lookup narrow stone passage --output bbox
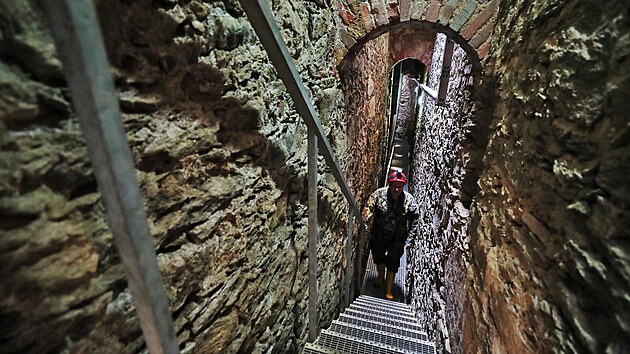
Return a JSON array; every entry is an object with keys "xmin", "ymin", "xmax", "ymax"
[{"xmin": 0, "ymin": 1, "xmax": 628, "ymax": 353}]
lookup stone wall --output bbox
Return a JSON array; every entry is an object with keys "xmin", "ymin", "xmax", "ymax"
[
  {"xmin": 0, "ymin": 0, "xmax": 384, "ymax": 352},
  {"xmin": 394, "ymin": 74, "xmax": 421, "ymax": 147},
  {"xmin": 340, "ymin": 33, "xmax": 392, "ymax": 284},
  {"xmin": 407, "ymin": 33, "xmax": 474, "ymax": 354},
  {"xmin": 341, "ymin": 33, "xmax": 391, "ymax": 204},
  {"xmin": 465, "ymin": 0, "xmax": 630, "ymax": 353}
]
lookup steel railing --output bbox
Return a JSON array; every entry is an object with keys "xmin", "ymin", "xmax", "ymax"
[
  {"xmin": 236, "ymin": 0, "xmax": 367, "ymax": 342},
  {"xmin": 40, "ymin": 1, "xmax": 179, "ymax": 353},
  {"xmin": 42, "ymin": 0, "xmax": 367, "ymax": 351}
]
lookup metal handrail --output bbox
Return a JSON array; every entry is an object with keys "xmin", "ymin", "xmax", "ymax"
[
  {"xmin": 237, "ymin": 0, "xmax": 366, "ymax": 233},
  {"xmin": 238, "ymin": 0, "xmax": 367, "ymax": 342},
  {"xmin": 44, "ymin": 0, "xmax": 366, "ymax": 350},
  {"xmin": 40, "ymin": 1, "xmax": 179, "ymax": 353}
]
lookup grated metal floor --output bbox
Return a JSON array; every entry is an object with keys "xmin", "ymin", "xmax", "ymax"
[
  {"xmin": 361, "ymin": 246, "xmax": 408, "ymax": 303},
  {"xmin": 303, "ymin": 232, "xmax": 436, "ymax": 353},
  {"xmin": 304, "ymin": 294, "xmax": 436, "ymax": 354}
]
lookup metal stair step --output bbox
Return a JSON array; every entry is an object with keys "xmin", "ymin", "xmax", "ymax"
[
  {"xmin": 357, "ymin": 295, "xmax": 410, "ymax": 308},
  {"xmin": 357, "ymin": 296, "xmax": 411, "ymax": 310},
  {"xmin": 303, "ymin": 342, "xmax": 340, "ymax": 353},
  {"xmin": 328, "ymin": 321, "xmax": 436, "ymax": 354},
  {"xmin": 339, "ymin": 311, "xmax": 425, "ymax": 332},
  {"xmin": 345, "ymin": 308, "xmax": 418, "ymax": 326},
  {"xmin": 337, "ymin": 314, "xmax": 427, "ymax": 341},
  {"xmin": 349, "ymin": 303, "xmax": 416, "ymax": 320},
  {"xmin": 315, "ymin": 329, "xmax": 405, "ymax": 354},
  {"xmin": 353, "ymin": 298, "xmax": 414, "ymax": 316}
]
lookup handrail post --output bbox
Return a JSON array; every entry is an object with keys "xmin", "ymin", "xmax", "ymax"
[
  {"xmin": 344, "ymin": 209, "xmax": 354, "ymax": 308},
  {"xmin": 38, "ymin": 1, "xmax": 179, "ymax": 353},
  {"xmin": 356, "ymin": 227, "xmax": 366, "ymax": 297},
  {"xmin": 307, "ymin": 127, "xmax": 319, "ymax": 342}
]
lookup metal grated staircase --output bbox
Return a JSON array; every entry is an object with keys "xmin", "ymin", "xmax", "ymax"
[{"xmin": 303, "ymin": 295, "xmax": 436, "ymax": 354}]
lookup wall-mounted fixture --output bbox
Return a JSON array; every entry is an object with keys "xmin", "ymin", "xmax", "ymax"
[
  {"xmin": 437, "ymin": 39, "xmax": 455, "ymax": 106},
  {"xmin": 420, "ymin": 84, "xmax": 438, "ymax": 100}
]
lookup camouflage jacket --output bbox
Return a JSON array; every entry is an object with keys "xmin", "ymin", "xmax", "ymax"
[{"xmin": 363, "ymin": 187, "xmax": 419, "ymax": 245}]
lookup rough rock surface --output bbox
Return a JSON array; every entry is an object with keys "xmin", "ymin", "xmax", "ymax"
[
  {"xmin": 465, "ymin": 1, "xmax": 630, "ymax": 353},
  {"xmin": 0, "ymin": 0, "xmax": 383, "ymax": 352},
  {"xmin": 395, "ymin": 73, "xmax": 421, "ymax": 147},
  {"xmin": 407, "ymin": 33, "xmax": 474, "ymax": 354},
  {"xmin": 2, "ymin": 0, "xmax": 628, "ymax": 353},
  {"xmin": 341, "ymin": 33, "xmax": 391, "ymax": 204}
]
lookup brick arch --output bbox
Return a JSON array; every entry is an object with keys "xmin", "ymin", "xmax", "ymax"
[{"xmin": 334, "ymin": 0, "xmax": 499, "ymax": 84}]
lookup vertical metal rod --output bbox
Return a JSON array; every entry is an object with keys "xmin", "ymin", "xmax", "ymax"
[
  {"xmin": 38, "ymin": 1, "xmax": 179, "ymax": 353},
  {"xmin": 344, "ymin": 209, "xmax": 355, "ymax": 308},
  {"xmin": 356, "ymin": 226, "xmax": 366, "ymax": 296},
  {"xmin": 307, "ymin": 127, "xmax": 319, "ymax": 342},
  {"xmin": 438, "ymin": 38, "xmax": 455, "ymax": 106}
]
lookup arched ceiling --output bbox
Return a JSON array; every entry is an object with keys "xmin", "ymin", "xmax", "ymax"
[{"xmin": 333, "ymin": 0, "xmax": 499, "ymax": 83}]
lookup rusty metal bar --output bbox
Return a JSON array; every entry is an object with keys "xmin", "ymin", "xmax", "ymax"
[
  {"xmin": 39, "ymin": 1, "xmax": 179, "ymax": 353},
  {"xmin": 238, "ymin": 0, "xmax": 366, "ymax": 235},
  {"xmin": 307, "ymin": 127, "xmax": 319, "ymax": 342}
]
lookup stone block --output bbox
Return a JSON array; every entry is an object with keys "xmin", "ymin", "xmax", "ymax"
[
  {"xmin": 387, "ymin": 0, "xmax": 400, "ymax": 21},
  {"xmin": 338, "ymin": 1, "xmax": 356, "ymax": 25},
  {"xmin": 449, "ymin": 0, "xmax": 478, "ymax": 31},
  {"xmin": 469, "ymin": 13, "xmax": 496, "ymax": 48},
  {"xmin": 338, "ymin": 25, "xmax": 358, "ymax": 48},
  {"xmin": 426, "ymin": 0, "xmax": 442, "ymax": 22},
  {"xmin": 476, "ymin": 41, "xmax": 490, "ymax": 60},
  {"xmin": 360, "ymin": 2, "xmax": 376, "ymax": 32},
  {"xmin": 460, "ymin": 0, "xmax": 498, "ymax": 40},
  {"xmin": 438, "ymin": 0, "xmax": 460, "ymax": 25},
  {"xmin": 409, "ymin": 0, "xmax": 428, "ymax": 21},
  {"xmin": 399, "ymin": 0, "xmax": 411, "ymax": 21},
  {"xmin": 370, "ymin": 0, "xmax": 389, "ymax": 27}
]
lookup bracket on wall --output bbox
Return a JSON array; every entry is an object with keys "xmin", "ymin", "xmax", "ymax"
[
  {"xmin": 420, "ymin": 84, "xmax": 438, "ymax": 100},
  {"xmin": 437, "ymin": 39, "xmax": 455, "ymax": 106}
]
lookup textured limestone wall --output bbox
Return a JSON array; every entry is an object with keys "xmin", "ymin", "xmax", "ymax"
[
  {"xmin": 341, "ymin": 33, "xmax": 391, "ymax": 204},
  {"xmin": 407, "ymin": 33, "xmax": 474, "ymax": 354},
  {"xmin": 465, "ymin": 0, "xmax": 630, "ymax": 353},
  {"xmin": 0, "ymin": 0, "xmax": 379, "ymax": 352},
  {"xmin": 394, "ymin": 74, "xmax": 421, "ymax": 147}
]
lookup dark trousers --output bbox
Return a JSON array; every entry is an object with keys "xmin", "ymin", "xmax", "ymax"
[{"xmin": 370, "ymin": 234, "xmax": 405, "ymax": 273}]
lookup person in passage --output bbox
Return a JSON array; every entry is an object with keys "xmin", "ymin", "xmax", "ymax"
[{"xmin": 362, "ymin": 171, "xmax": 419, "ymax": 300}]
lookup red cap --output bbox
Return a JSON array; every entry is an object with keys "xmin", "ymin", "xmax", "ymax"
[{"xmin": 388, "ymin": 171, "xmax": 407, "ymax": 184}]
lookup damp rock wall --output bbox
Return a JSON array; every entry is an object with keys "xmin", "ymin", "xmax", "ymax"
[
  {"xmin": 407, "ymin": 33, "xmax": 474, "ymax": 354},
  {"xmin": 465, "ymin": 0, "xmax": 630, "ymax": 353},
  {"xmin": 0, "ymin": 0, "xmax": 387, "ymax": 352}
]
